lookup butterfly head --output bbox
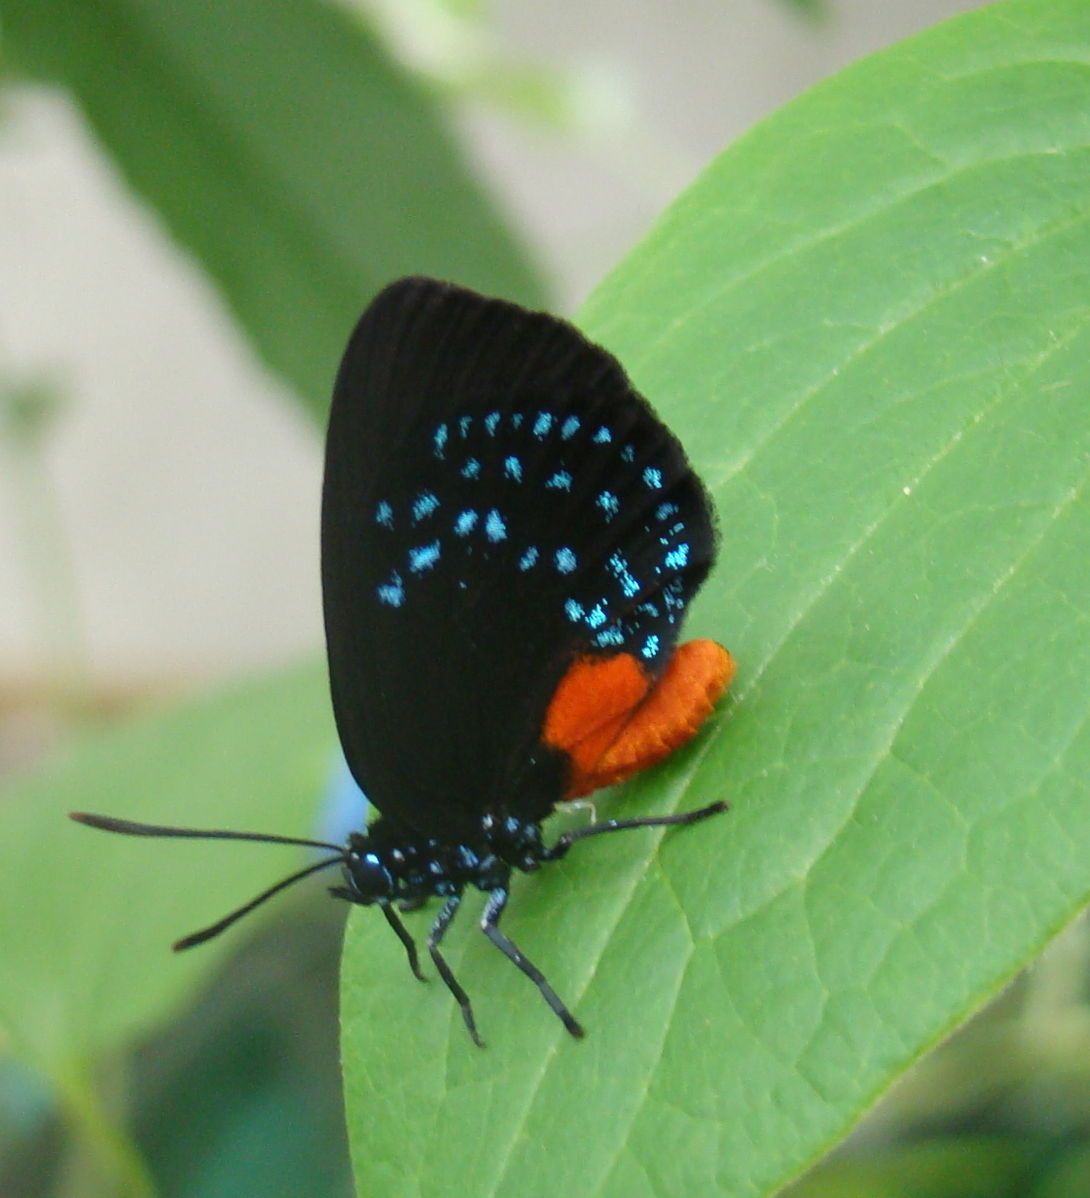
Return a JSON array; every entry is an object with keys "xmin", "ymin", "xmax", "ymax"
[{"xmin": 340, "ymin": 835, "xmax": 396, "ymax": 905}]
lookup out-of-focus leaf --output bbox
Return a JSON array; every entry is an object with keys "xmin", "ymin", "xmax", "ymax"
[
  {"xmin": 0, "ymin": 661, "xmax": 334, "ymax": 1075},
  {"xmin": 0, "ymin": 0, "xmax": 546, "ymax": 421}
]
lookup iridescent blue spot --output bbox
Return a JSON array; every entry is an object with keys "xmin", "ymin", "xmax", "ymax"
[
  {"xmin": 484, "ymin": 411, "xmax": 501, "ymax": 435},
  {"xmin": 504, "ymin": 455, "xmax": 523, "ymax": 482},
  {"xmin": 561, "ymin": 416, "xmax": 580, "ymax": 439},
  {"xmin": 454, "ymin": 509, "xmax": 477, "ymax": 536},
  {"xmin": 663, "ymin": 579, "xmax": 687, "ymax": 613},
  {"xmin": 596, "ymin": 490, "xmax": 619, "ymax": 519},
  {"xmin": 620, "ymin": 444, "xmax": 636, "ymax": 463},
  {"xmin": 664, "ymin": 543, "xmax": 690, "ymax": 570},
  {"xmin": 411, "ymin": 491, "xmax": 439, "ymax": 522},
  {"xmin": 461, "ymin": 458, "xmax": 481, "ymax": 480},
  {"xmin": 433, "ymin": 424, "xmax": 448, "ymax": 459},
  {"xmin": 595, "ymin": 626, "xmax": 625, "ymax": 648},
  {"xmin": 485, "ymin": 509, "xmax": 507, "ymax": 543},
  {"xmin": 555, "ymin": 547, "xmax": 577, "ymax": 574},
  {"xmin": 518, "ymin": 546, "xmax": 539, "ymax": 571},
  {"xmin": 593, "ymin": 427, "xmax": 612, "ymax": 444},
  {"xmin": 656, "ymin": 502, "xmax": 678, "ymax": 522},
  {"xmin": 608, "ymin": 551, "xmax": 640, "ymax": 598},
  {"xmin": 377, "ymin": 571, "xmax": 404, "ymax": 608},
  {"xmin": 511, "ymin": 413, "xmax": 524, "ymax": 430},
  {"xmin": 409, "ymin": 541, "xmax": 441, "ymax": 574},
  {"xmin": 545, "ymin": 470, "xmax": 572, "ymax": 491},
  {"xmin": 375, "ymin": 501, "xmax": 394, "ymax": 528},
  {"xmin": 532, "ymin": 412, "xmax": 553, "ymax": 439},
  {"xmin": 641, "ymin": 634, "xmax": 660, "ymax": 660},
  {"xmin": 637, "ymin": 601, "xmax": 660, "ymax": 618},
  {"xmin": 585, "ymin": 603, "xmax": 608, "ymax": 629},
  {"xmin": 564, "ymin": 599, "xmax": 584, "ymax": 623},
  {"xmin": 458, "ymin": 415, "xmax": 472, "ymax": 438},
  {"xmin": 643, "ymin": 466, "xmax": 663, "ymax": 489}
]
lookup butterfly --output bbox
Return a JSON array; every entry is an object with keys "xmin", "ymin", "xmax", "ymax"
[{"xmin": 72, "ymin": 278, "xmax": 735, "ymax": 1045}]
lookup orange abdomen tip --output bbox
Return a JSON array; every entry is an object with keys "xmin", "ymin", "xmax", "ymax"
[{"xmin": 543, "ymin": 639, "xmax": 735, "ymax": 798}]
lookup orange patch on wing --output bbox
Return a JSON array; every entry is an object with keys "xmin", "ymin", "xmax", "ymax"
[{"xmin": 543, "ymin": 639, "xmax": 735, "ymax": 798}]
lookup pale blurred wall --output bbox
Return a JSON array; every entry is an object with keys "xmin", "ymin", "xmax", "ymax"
[{"xmin": 0, "ymin": 0, "xmax": 981, "ymax": 693}]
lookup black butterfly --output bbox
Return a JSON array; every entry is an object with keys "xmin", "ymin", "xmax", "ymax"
[{"xmin": 73, "ymin": 278, "xmax": 734, "ymax": 1045}]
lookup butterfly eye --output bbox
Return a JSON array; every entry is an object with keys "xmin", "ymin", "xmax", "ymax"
[{"xmin": 347, "ymin": 852, "xmax": 394, "ymax": 903}]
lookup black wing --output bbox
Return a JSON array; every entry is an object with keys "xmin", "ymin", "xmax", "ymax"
[{"xmin": 321, "ymin": 278, "xmax": 716, "ymax": 839}]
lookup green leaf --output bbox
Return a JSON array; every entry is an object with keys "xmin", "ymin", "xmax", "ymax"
[
  {"xmin": 0, "ymin": 661, "xmax": 335, "ymax": 1076},
  {"xmin": 0, "ymin": 0, "xmax": 546, "ymax": 421},
  {"xmin": 341, "ymin": 2, "xmax": 1090, "ymax": 1196},
  {"xmin": 785, "ymin": 1139, "xmax": 1030, "ymax": 1198}
]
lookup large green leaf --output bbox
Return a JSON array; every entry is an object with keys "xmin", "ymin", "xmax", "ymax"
[
  {"xmin": 341, "ymin": 2, "xmax": 1090, "ymax": 1196},
  {"xmin": 0, "ymin": 0, "xmax": 545, "ymax": 420},
  {"xmin": 0, "ymin": 661, "xmax": 335, "ymax": 1076}
]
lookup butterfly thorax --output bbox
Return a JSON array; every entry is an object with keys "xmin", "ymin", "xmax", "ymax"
[{"xmin": 340, "ymin": 813, "xmax": 547, "ymax": 906}]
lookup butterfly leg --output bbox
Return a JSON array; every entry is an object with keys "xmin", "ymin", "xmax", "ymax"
[
  {"xmin": 544, "ymin": 800, "xmax": 727, "ymax": 863},
  {"xmin": 481, "ymin": 887, "xmax": 584, "ymax": 1039},
  {"xmin": 428, "ymin": 891, "xmax": 483, "ymax": 1047},
  {"xmin": 380, "ymin": 901, "xmax": 426, "ymax": 982}
]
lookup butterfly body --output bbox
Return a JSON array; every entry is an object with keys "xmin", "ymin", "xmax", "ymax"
[{"xmin": 338, "ymin": 812, "xmax": 545, "ymax": 908}]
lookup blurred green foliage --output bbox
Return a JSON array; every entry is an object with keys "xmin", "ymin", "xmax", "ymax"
[{"xmin": 0, "ymin": 0, "xmax": 546, "ymax": 422}]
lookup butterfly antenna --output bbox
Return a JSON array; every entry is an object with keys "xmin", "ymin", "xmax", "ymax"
[
  {"xmin": 69, "ymin": 811, "xmax": 344, "ymax": 854},
  {"xmin": 172, "ymin": 855, "xmax": 346, "ymax": 951}
]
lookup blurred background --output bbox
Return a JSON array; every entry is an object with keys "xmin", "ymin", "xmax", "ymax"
[{"xmin": 10, "ymin": 2, "xmax": 1090, "ymax": 1197}]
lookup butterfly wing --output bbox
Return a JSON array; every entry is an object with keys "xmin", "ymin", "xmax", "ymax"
[{"xmin": 322, "ymin": 278, "xmax": 718, "ymax": 840}]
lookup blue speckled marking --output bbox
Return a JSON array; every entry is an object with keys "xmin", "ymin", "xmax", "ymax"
[
  {"xmin": 664, "ymin": 586, "xmax": 685, "ymax": 612},
  {"xmin": 643, "ymin": 466, "xmax": 663, "ymax": 489},
  {"xmin": 561, "ymin": 416, "xmax": 580, "ymax": 439},
  {"xmin": 433, "ymin": 424, "xmax": 448, "ymax": 459},
  {"xmin": 411, "ymin": 491, "xmax": 439, "ymax": 522},
  {"xmin": 409, "ymin": 541, "xmax": 441, "ymax": 574},
  {"xmin": 461, "ymin": 458, "xmax": 481, "ymax": 480},
  {"xmin": 641, "ymin": 634, "xmax": 660, "ymax": 660},
  {"xmin": 518, "ymin": 546, "xmax": 539, "ymax": 571},
  {"xmin": 608, "ymin": 551, "xmax": 640, "ymax": 598},
  {"xmin": 454, "ymin": 509, "xmax": 477, "ymax": 536},
  {"xmin": 377, "ymin": 571, "xmax": 404, "ymax": 607},
  {"xmin": 585, "ymin": 603, "xmax": 608, "ymax": 629},
  {"xmin": 504, "ymin": 455, "xmax": 523, "ymax": 482},
  {"xmin": 485, "ymin": 411, "xmax": 501, "ymax": 435},
  {"xmin": 485, "ymin": 509, "xmax": 507, "ymax": 543},
  {"xmin": 596, "ymin": 490, "xmax": 619, "ymax": 519},
  {"xmin": 664, "ymin": 544, "xmax": 690, "ymax": 570},
  {"xmin": 532, "ymin": 412, "xmax": 553, "ymax": 439},
  {"xmin": 375, "ymin": 500, "xmax": 394, "ymax": 529},
  {"xmin": 637, "ymin": 601, "xmax": 660, "ymax": 618},
  {"xmin": 555, "ymin": 547, "xmax": 577, "ymax": 574},
  {"xmin": 458, "ymin": 415, "xmax": 472, "ymax": 438},
  {"xmin": 620, "ymin": 444, "xmax": 636, "ymax": 463},
  {"xmin": 655, "ymin": 502, "xmax": 678, "ymax": 522},
  {"xmin": 564, "ymin": 598, "xmax": 584, "ymax": 623},
  {"xmin": 593, "ymin": 427, "xmax": 612, "ymax": 444},
  {"xmin": 511, "ymin": 413, "xmax": 524, "ymax": 430},
  {"xmin": 595, "ymin": 626, "xmax": 625, "ymax": 648},
  {"xmin": 545, "ymin": 470, "xmax": 572, "ymax": 491}
]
